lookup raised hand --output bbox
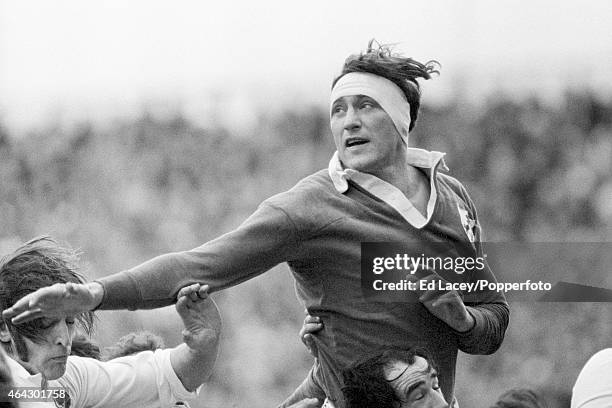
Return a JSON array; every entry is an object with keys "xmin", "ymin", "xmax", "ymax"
[
  {"xmin": 175, "ymin": 283, "xmax": 222, "ymax": 352},
  {"xmin": 2, "ymin": 282, "xmax": 103, "ymax": 324}
]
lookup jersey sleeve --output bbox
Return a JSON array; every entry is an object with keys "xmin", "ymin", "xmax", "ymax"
[
  {"xmin": 60, "ymin": 349, "xmax": 196, "ymax": 408},
  {"xmin": 453, "ymin": 181, "xmax": 510, "ymax": 355},
  {"xmin": 98, "ymin": 202, "xmax": 298, "ymax": 310}
]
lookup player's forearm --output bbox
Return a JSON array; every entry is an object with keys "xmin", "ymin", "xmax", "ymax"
[
  {"xmin": 98, "ymin": 252, "xmax": 190, "ymax": 309},
  {"xmin": 98, "ymin": 203, "xmax": 297, "ymax": 310},
  {"xmin": 455, "ymin": 302, "xmax": 509, "ymax": 354}
]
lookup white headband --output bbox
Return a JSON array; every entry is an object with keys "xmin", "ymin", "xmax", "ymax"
[{"xmin": 330, "ymin": 72, "xmax": 412, "ymax": 144}]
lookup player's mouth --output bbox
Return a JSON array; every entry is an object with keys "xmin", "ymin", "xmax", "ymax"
[
  {"xmin": 345, "ymin": 137, "xmax": 369, "ymax": 148},
  {"xmin": 48, "ymin": 351, "xmax": 69, "ymax": 362}
]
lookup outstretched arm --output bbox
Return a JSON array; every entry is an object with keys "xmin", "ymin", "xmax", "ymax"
[
  {"xmin": 60, "ymin": 284, "xmax": 221, "ymax": 408},
  {"xmin": 4, "ymin": 202, "xmax": 296, "ymax": 323},
  {"xmin": 170, "ymin": 283, "xmax": 222, "ymax": 391}
]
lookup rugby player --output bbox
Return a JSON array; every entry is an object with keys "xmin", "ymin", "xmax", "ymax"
[
  {"xmin": 342, "ymin": 347, "xmax": 448, "ymax": 408},
  {"xmin": 0, "ymin": 236, "xmax": 220, "ymax": 408}
]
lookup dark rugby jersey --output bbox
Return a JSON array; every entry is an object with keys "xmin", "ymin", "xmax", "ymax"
[{"xmin": 99, "ymin": 166, "xmax": 508, "ymax": 407}]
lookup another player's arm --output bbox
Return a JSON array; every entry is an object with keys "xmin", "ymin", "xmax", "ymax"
[
  {"xmin": 169, "ymin": 283, "xmax": 222, "ymax": 391},
  {"xmin": 277, "ymin": 315, "xmax": 325, "ymax": 408},
  {"xmin": 62, "ymin": 284, "xmax": 221, "ymax": 408},
  {"xmin": 278, "ymin": 366, "xmax": 326, "ymax": 408}
]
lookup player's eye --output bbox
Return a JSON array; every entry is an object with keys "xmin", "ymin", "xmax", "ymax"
[
  {"xmin": 332, "ymin": 104, "xmax": 346, "ymax": 115},
  {"xmin": 413, "ymin": 392, "xmax": 424, "ymax": 401},
  {"xmin": 359, "ymin": 97, "xmax": 379, "ymax": 109},
  {"xmin": 39, "ymin": 318, "xmax": 59, "ymax": 329}
]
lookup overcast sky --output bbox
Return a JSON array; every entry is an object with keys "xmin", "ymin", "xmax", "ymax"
[{"xmin": 1, "ymin": 0, "xmax": 611, "ymax": 133}]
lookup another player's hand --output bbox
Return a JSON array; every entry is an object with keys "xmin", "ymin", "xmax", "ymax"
[
  {"xmin": 2, "ymin": 282, "xmax": 102, "ymax": 325},
  {"xmin": 407, "ymin": 269, "xmax": 475, "ymax": 332},
  {"xmin": 299, "ymin": 314, "xmax": 323, "ymax": 358},
  {"xmin": 176, "ymin": 283, "xmax": 222, "ymax": 352}
]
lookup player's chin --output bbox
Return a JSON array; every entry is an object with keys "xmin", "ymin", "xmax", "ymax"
[
  {"xmin": 341, "ymin": 154, "xmax": 378, "ymax": 173},
  {"xmin": 44, "ymin": 359, "xmax": 68, "ymax": 380}
]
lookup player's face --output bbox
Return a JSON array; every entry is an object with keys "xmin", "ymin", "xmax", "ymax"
[
  {"xmin": 21, "ymin": 317, "xmax": 75, "ymax": 380},
  {"xmin": 331, "ymin": 95, "xmax": 405, "ymax": 175},
  {"xmin": 384, "ymin": 357, "xmax": 448, "ymax": 408}
]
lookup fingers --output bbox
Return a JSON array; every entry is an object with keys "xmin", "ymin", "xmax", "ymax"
[
  {"xmin": 301, "ymin": 333, "xmax": 314, "ymax": 348},
  {"xmin": 2, "ymin": 296, "xmax": 29, "ymax": 321},
  {"xmin": 302, "ymin": 334, "xmax": 319, "ymax": 357},
  {"xmin": 300, "ymin": 322, "xmax": 323, "ymax": 338},
  {"xmin": 176, "ymin": 294, "xmax": 189, "ymax": 312},
  {"xmin": 177, "ymin": 283, "xmax": 210, "ymax": 302},
  {"xmin": 303, "ymin": 314, "xmax": 320, "ymax": 325},
  {"xmin": 3, "ymin": 283, "xmax": 93, "ymax": 324},
  {"xmin": 7, "ymin": 308, "xmax": 45, "ymax": 325},
  {"xmin": 3, "ymin": 285, "xmax": 57, "ymax": 324},
  {"xmin": 300, "ymin": 315, "xmax": 322, "ymax": 338},
  {"xmin": 299, "ymin": 314, "xmax": 322, "ymax": 358}
]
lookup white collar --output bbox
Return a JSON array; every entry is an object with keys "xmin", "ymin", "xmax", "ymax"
[
  {"xmin": 327, "ymin": 148, "xmax": 448, "ymax": 229},
  {"xmin": 6, "ymin": 355, "xmax": 46, "ymax": 386}
]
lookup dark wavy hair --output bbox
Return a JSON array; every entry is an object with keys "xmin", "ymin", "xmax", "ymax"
[
  {"xmin": 103, "ymin": 330, "xmax": 165, "ymax": 360},
  {"xmin": 70, "ymin": 334, "xmax": 102, "ymax": 359},
  {"xmin": 342, "ymin": 347, "xmax": 437, "ymax": 408},
  {"xmin": 70, "ymin": 330, "xmax": 165, "ymax": 361},
  {"xmin": 0, "ymin": 236, "xmax": 95, "ymax": 360},
  {"xmin": 332, "ymin": 39, "xmax": 440, "ymax": 132}
]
